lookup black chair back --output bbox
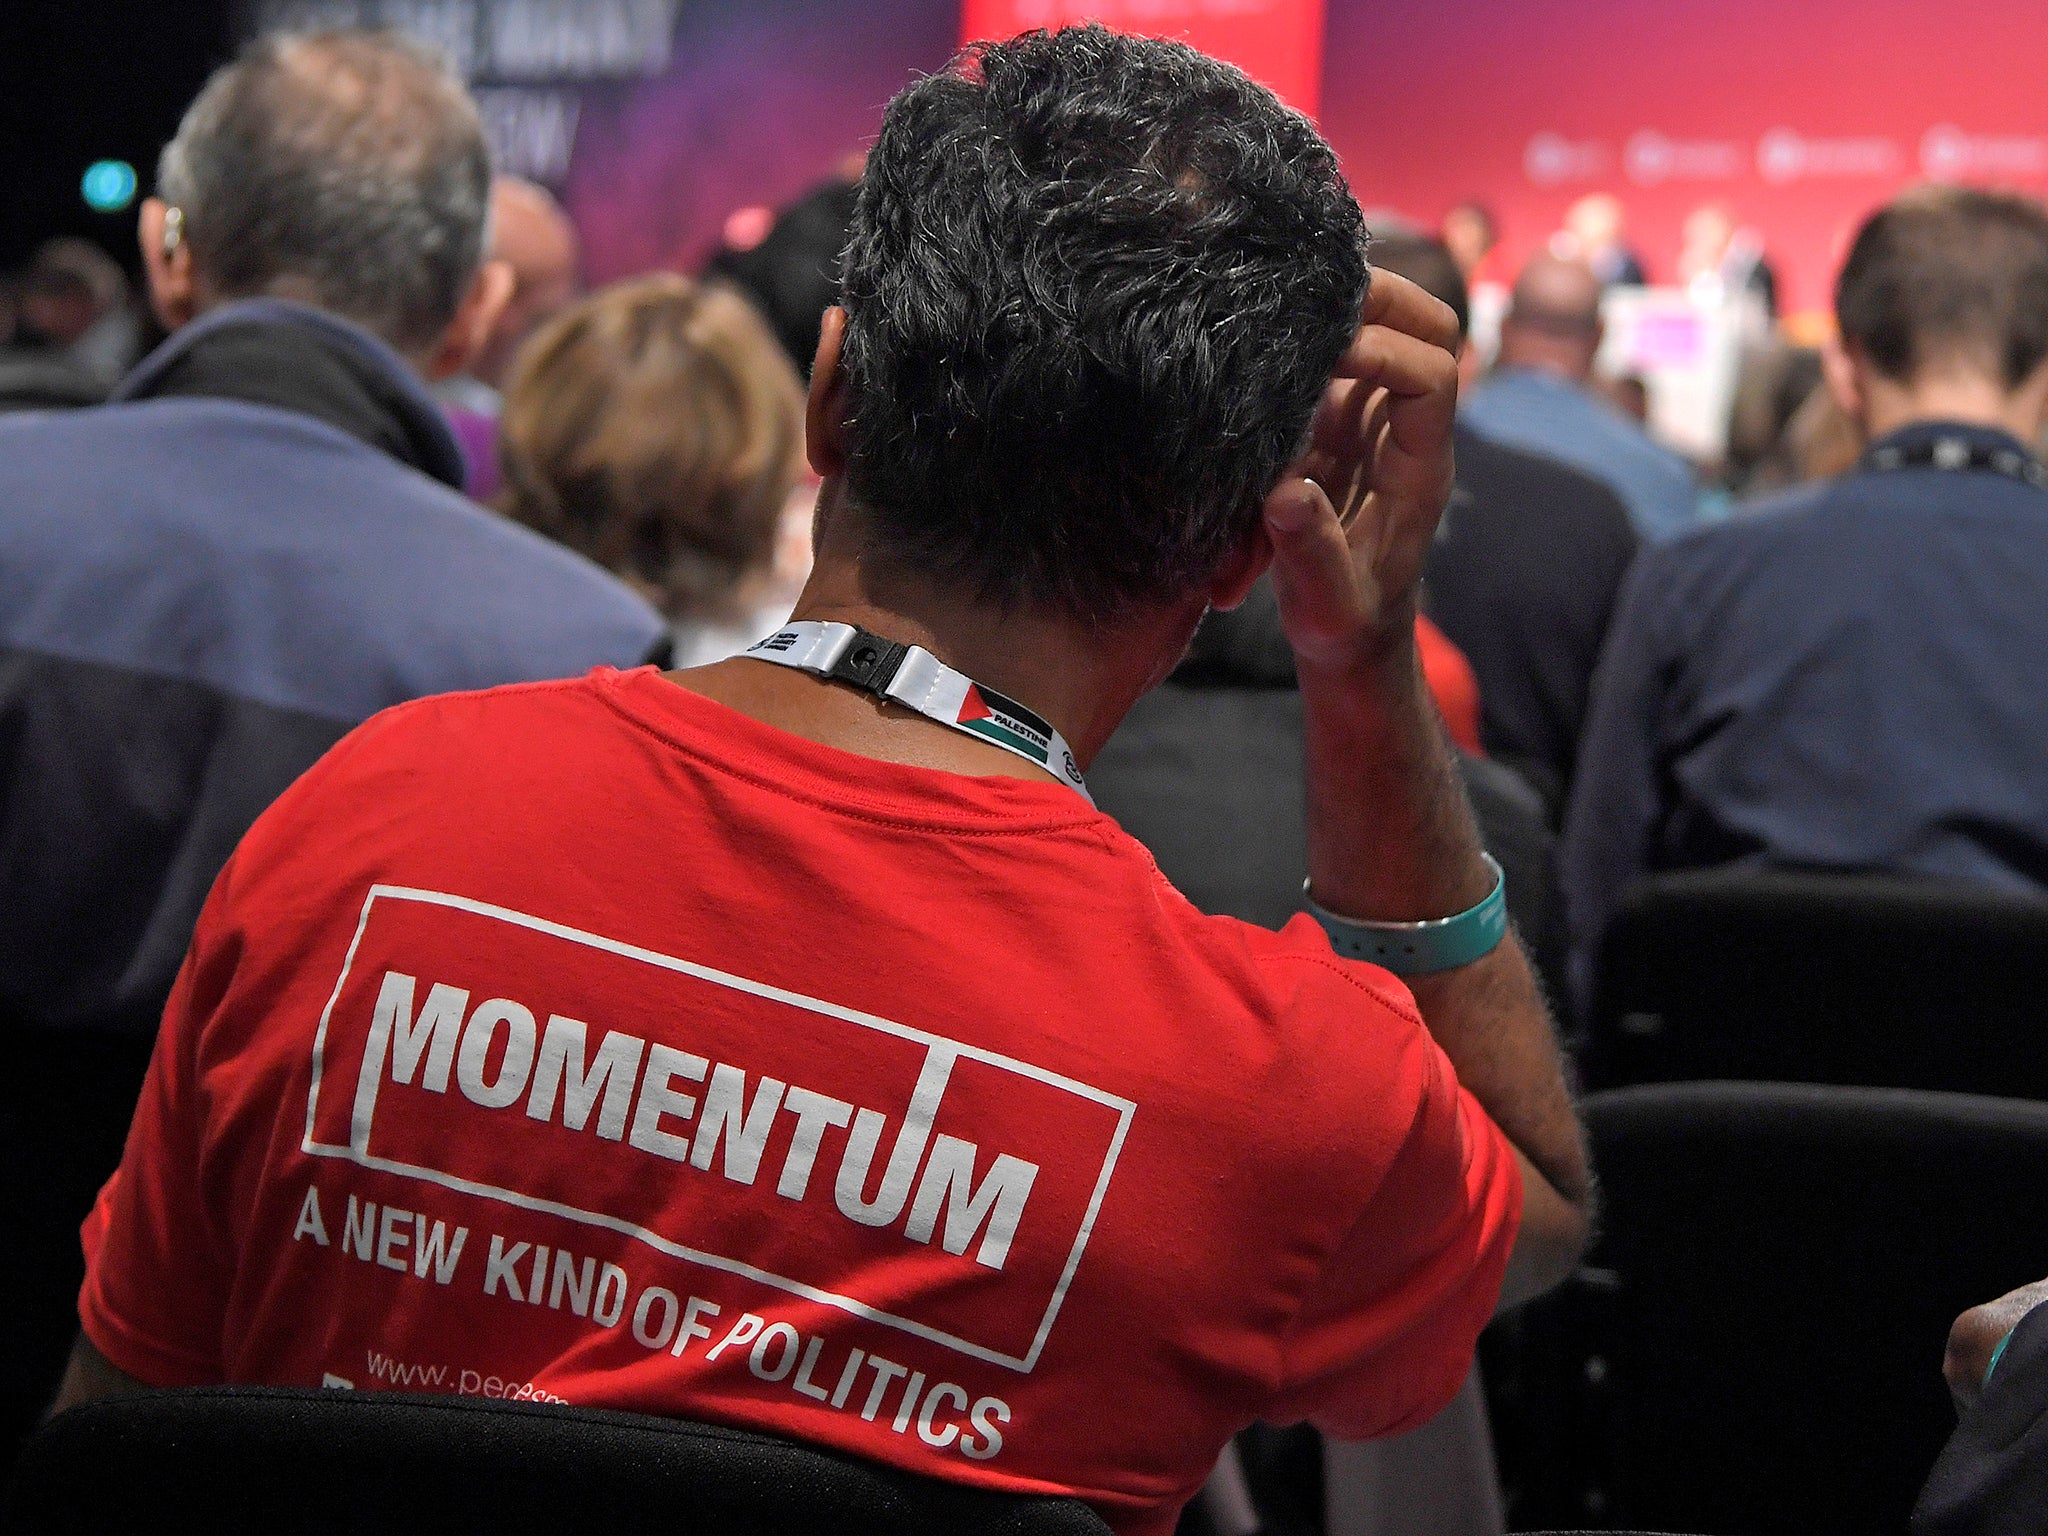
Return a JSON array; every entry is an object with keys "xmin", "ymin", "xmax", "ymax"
[
  {"xmin": 2, "ymin": 1386, "xmax": 1113, "ymax": 1535},
  {"xmin": 1585, "ymin": 868, "xmax": 2048, "ymax": 1095},
  {"xmin": 0, "ymin": 1027, "xmax": 156, "ymax": 1473},
  {"xmin": 1483, "ymin": 1082, "xmax": 2048, "ymax": 1536}
]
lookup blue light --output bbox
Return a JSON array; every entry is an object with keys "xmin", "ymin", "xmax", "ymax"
[{"xmin": 81, "ymin": 160, "xmax": 138, "ymax": 214}]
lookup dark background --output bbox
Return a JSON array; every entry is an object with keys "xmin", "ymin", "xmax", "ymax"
[{"xmin": 0, "ymin": 1, "xmax": 234, "ymax": 273}]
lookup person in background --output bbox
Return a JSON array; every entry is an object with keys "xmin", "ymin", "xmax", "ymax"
[
  {"xmin": 1916, "ymin": 1274, "xmax": 2048, "ymax": 1532},
  {"xmin": 0, "ymin": 29, "xmax": 664, "ymax": 1458},
  {"xmin": 1461, "ymin": 252, "xmax": 1702, "ymax": 543},
  {"xmin": 1557, "ymin": 194, "xmax": 1646, "ymax": 288},
  {"xmin": 707, "ymin": 177, "xmax": 860, "ymax": 379},
  {"xmin": 1364, "ymin": 233, "xmax": 1638, "ymax": 824},
  {"xmin": 54, "ymin": 30, "xmax": 1589, "ymax": 1535},
  {"xmin": 496, "ymin": 274, "xmax": 807, "ymax": 666},
  {"xmin": 438, "ymin": 175, "xmax": 583, "ymax": 498},
  {"xmin": 0, "ymin": 240, "xmax": 135, "ymax": 408},
  {"xmin": 1561, "ymin": 186, "xmax": 2048, "ymax": 1018},
  {"xmin": 1677, "ymin": 203, "xmax": 1777, "ymax": 320},
  {"xmin": 1441, "ymin": 202, "xmax": 1501, "ymax": 285}
]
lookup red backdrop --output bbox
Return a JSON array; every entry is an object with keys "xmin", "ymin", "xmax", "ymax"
[
  {"xmin": 1318, "ymin": 0, "xmax": 2048, "ymax": 318},
  {"xmin": 961, "ymin": 0, "xmax": 1327, "ymax": 115},
  {"xmin": 571, "ymin": 1, "xmax": 2048, "ymax": 323}
]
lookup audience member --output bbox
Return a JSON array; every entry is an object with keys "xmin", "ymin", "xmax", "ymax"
[
  {"xmin": 12, "ymin": 238, "xmax": 139, "ymax": 386},
  {"xmin": 496, "ymin": 273, "xmax": 806, "ymax": 665},
  {"xmin": 1559, "ymin": 193, "xmax": 1646, "ymax": 288},
  {"xmin": 1724, "ymin": 341, "xmax": 1825, "ymax": 493},
  {"xmin": 1917, "ymin": 1275, "xmax": 2048, "ymax": 1532},
  {"xmin": 706, "ymin": 177, "xmax": 860, "ymax": 377},
  {"xmin": 54, "ymin": 29, "xmax": 1590, "ymax": 1536},
  {"xmin": 0, "ymin": 16, "xmax": 666, "ymax": 1205},
  {"xmin": 1562, "ymin": 187, "xmax": 2048, "ymax": 1014},
  {"xmin": 1462, "ymin": 252, "xmax": 1702, "ymax": 542},
  {"xmin": 1441, "ymin": 202, "xmax": 1502, "ymax": 285},
  {"xmin": 439, "ymin": 176, "xmax": 584, "ymax": 497},
  {"xmin": 1366, "ymin": 233, "xmax": 1638, "ymax": 820}
]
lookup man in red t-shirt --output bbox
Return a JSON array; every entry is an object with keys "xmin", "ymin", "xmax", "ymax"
[{"xmin": 57, "ymin": 27, "xmax": 1591, "ymax": 1534}]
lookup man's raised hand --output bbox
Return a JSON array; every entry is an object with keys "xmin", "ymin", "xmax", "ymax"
[{"xmin": 1263, "ymin": 267, "xmax": 1461, "ymax": 675}]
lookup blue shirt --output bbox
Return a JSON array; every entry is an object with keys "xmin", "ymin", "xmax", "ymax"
[
  {"xmin": 1560, "ymin": 421, "xmax": 2048, "ymax": 1011},
  {"xmin": 0, "ymin": 301, "xmax": 667, "ymax": 1034},
  {"xmin": 1462, "ymin": 367, "xmax": 1703, "ymax": 543}
]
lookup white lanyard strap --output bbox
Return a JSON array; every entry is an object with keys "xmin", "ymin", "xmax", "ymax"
[{"xmin": 744, "ymin": 621, "xmax": 1093, "ymax": 804}]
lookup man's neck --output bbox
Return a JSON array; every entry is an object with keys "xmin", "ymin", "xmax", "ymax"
[
  {"xmin": 1860, "ymin": 370, "xmax": 2048, "ymax": 445},
  {"xmin": 671, "ymin": 555, "xmax": 1201, "ymax": 790}
]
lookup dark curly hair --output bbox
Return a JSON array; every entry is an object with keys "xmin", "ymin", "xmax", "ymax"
[{"xmin": 838, "ymin": 26, "xmax": 1368, "ymax": 623}]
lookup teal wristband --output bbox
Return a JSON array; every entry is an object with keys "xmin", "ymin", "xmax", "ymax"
[
  {"xmin": 1305, "ymin": 855, "xmax": 1509, "ymax": 976},
  {"xmin": 1987, "ymin": 1328, "xmax": 2016, "ymax": 1387}
]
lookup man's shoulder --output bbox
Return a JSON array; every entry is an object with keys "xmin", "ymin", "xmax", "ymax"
[
  {"xmin": 0, "ymin": 399, "xmax": 662, "ymax": 716},
  {"xmin": 1451, "ymin": 424, "xmax": 1636, "ymax": 537}
]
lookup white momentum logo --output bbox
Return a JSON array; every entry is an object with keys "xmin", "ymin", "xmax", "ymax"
[{"xmin": 302, "ymin": 886, "xmax": 1136, "ymax": 1374}]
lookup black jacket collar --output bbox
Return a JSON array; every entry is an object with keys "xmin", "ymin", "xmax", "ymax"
[{"xmin": 113, "ymin": 299, "xmax": 466, "ymax": 490}]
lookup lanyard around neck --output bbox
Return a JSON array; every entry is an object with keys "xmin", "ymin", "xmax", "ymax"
[
  {"xmin": 1863, "ymin": 433, "xmax": 2048, "ymax": 491},
  {"xmin": 744, "ymin": 621, "xmax": 1093, "ymax": 804}
]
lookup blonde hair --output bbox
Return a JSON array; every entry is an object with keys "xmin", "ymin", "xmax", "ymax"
[{"xmin": 496, "ymin": 274, "xmax": 805, "ymax": 623}]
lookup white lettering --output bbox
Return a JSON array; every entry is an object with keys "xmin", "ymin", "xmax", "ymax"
[
  {"xmin": 350, "ymin": 971, "xmax": 468, "ymax": 1146},
  {"xmin": 484, "ymin": 1235, "xmax": 530, "ymax": 1300},
  {"xmin": 891, "ymin": 1370, "xmax": 927, "ymax": 1434},
  {"xmin": 386, "ymin": 972, "xmax": 467, "ymax": 1088},
  {"xmin": 918, "ymin": 1382, "xmax": 968, "ymax": 1447},
  {"xmin": 705, "ymin": 1313, "xmax": 764, "ymax": 1362},
  {"xmin": 748, "ymin": 1322, "xmax": 801, "ymax": 1382},
  {"xmin": 526, "ymin": 1015, "xmax": 643, "ymax": 1139},
  {"xmin": 775, "ymin": 1086, "xmax": 853, "ymax": 1199},
  {"xmin": 342, "ymin": 1195, "xmax": 377, "ymax": 1261},
  {"xmin": 830, "ymin": 1348, "xmax": 866, "ymax": 1409},
  {"xmin": 376, "ymin": 1205, "xmax": 413, "ymax": 1272},
  {"xmin": 835, "ymin": 1047, "xmax": 956, "ymax": 1226},
  {"xmin": 905, "ymin": 1134, "xmax": 1039, "ymax": 1271},
  {"xmin": 962, "ymin": 1397, "xmax": 1009, "ymax": 1461},
  {"xmin": 859, "ymin": 1356, "xmax": 906, "ymax": 1421},
  {"xmin": 791, "ymin": 1336, "xmax": 831, "ymax": 1401},
  {"xmin": 412, "ymin": 1216, "xmax": 468, "ymax": 1284},
  {"xmin": 547, "ymin": 1249, "xmax": 595, "ymax": 1316},
  {"xmin": 593, "ymin": 1263, "xmax": 629, "ymax": 1327},
  {"xmin": 628, "ymin": 1044, "xmax": 707, "ymax": 1162},
  {"xmin": 670, "ymin": 1296, "xmax": 721, "ymax": 1357},
  {"xmin": 293, "ymin": 1185, "xmax": 329, "ymax": 1247},
  {"xmin": 456, "ymin": 999, "xmax": 538, "ymax": 1109},
  {"xmin": 689, "ymin": 1065, "xmax": 786, "ymax": 1185},
  {"xmin": 631, "ymin": 1286, "xmax": 679, "ymax": 1349}
]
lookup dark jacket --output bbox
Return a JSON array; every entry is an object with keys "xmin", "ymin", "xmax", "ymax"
[
  {"xmin": 1426, "ymin": 423, "xmax": 1639, "ymax": 817},
  {"xmin": 1089, "ymin": 580, "xmax": 1565, "ymax": 1001},
  {"xmin": 0, "ymin": 299, "xmax": 667, "ymax": 1039},
  {"xmin": 1561, "ymin": 420, "xmax": 2048, "ymax": 1014}
]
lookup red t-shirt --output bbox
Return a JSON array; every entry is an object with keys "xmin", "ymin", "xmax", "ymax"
[{"xmin": 81, "ymin": 667, "xmax": 1519, "ymax": 1536}]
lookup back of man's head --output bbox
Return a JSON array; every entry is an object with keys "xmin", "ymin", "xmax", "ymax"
[
  {"xmin": 157, "ymin": 30, "xmax": 491, "ymax": 355},
  {"xmin": 839, "ymin": 26, "xmax": 1367, "ymax": 623},
  {"xmin": 1836, "ymin": 186, "xmax": 2048, "ymax": 391},
  {"xmin": 1497, "ymin": 253, "xmax": 1603, "ymax": 379}
]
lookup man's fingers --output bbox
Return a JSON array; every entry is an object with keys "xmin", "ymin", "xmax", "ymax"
[
  {"xmin": 1358, "ymin": 266, "xmax": 1462, "ymax": 352},
  {"xmin": 1331, "ymin": 324, "xmax": 1461, "ymax": 400},
  {"xmin": 1262, "ymin": 478, "xmax": 1362, "ymax": 660}
]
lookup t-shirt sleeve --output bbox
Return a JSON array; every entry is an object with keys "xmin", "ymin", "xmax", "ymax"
[
  {"xmin": 77, "ymin": 863, "xmax": 250, "ymax": 1385},
  {"xmin": 1263, "ymin": 1005, "xmax": 1522, "ymax": 1440}
]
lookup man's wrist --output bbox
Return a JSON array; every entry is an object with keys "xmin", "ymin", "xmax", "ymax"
[{"xmin": 1291, "ymin": 604, "xmax": 1425, "ymax": 699}]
